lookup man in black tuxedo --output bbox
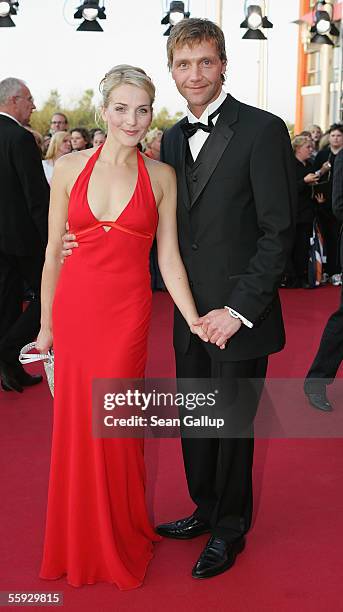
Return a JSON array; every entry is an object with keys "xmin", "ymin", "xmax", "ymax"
[
  {"xmin": 155, "ymin": 19, "xmax": 296, "ymax": 578},
  {"xmin": 304, "ymin": 148, "xmax": 343, "ymax": 411},
  {"xmin": 0, "ymin": 78, "xmax": 49, "ymax": 392}
]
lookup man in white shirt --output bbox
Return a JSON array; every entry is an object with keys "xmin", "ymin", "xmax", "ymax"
[
  {"xmin": 60, "ymin": 18, "xmax": 296, "ymax": 580},
  {"xmin": 156, "ymin": 18, "xmax": 296, "ymax": 579}
]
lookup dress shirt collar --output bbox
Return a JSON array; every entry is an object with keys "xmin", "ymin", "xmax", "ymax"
[
  {"xmin": 186, "ymin": 89, "xmax": 227, "ymax": 125},
  {"xmin": 0, "ymin": 111, "xmax": 21, "ymax": 126}
]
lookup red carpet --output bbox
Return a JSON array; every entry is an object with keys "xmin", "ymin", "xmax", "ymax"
[{"xmin": 1, "ymin": 287, "xmax": 343, "ymax": 611}]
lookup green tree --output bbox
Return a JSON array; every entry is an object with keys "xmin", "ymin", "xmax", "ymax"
[
  {"xmin": 151, "ymin": 107, "xmax": 183, "ymax": 131},
  {"xmin": 66, "ymin": 89, "xmax": 99, "ymax": 129},
  {"xmin": 30, "ymin": 89, "xmax": 63, "ymax": 135},
  {"xmin": 286, "ymin": 121, "xmax": 295, "ymax": 139},
  {"xmin": 31, "ymin": 92, "xmax": 183, "ymax": 136},
  {"xmin": 31, "ymin": 89, "xmax": 102, "ymax": 135}
]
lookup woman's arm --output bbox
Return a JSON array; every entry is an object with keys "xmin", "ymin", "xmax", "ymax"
[
  {"xmin": 36, "ymin": 156, "xmax": 72, "ymax": 353},
  {"xmin": 155, "ymin": 164, "xmax": 210, "ymax": 344}
]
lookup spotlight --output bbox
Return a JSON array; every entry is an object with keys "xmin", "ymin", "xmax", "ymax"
[
  {"xmin": 161, "ymin": 1, "xmax": 190, "ymax": 37},
  {"xmin": 240, "ymin": 1, "xmax": 273, "ymax": 40},
  {"xmin": 74, "ymin": 0, "xmax": 106, "ymax": 32},
  {"xmin": 0, "ymin": 0, "xmax": 18, "ymax": 27},
  {"xmin": 310, "ymin": 1, "xmax": 339, "ymax": 46}
]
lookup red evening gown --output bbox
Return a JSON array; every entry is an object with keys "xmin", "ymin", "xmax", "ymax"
[{"xmin": 40, "ymin": 145, "xmax": 161, "ymax": 590}]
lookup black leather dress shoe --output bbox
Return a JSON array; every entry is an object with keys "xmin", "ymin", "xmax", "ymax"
[
  {"xmin": 16, "ymin": 370, "xmax": 43, "ymax": 387},
  {"xmin": 305, "ymin": 391, "xmax": 333, "ymax": 412},
  {"xmin": 0, "ymin": 361, "xmax": 23, "ymax": 393},
  {"xmin": 156, "ymin": 515, "xmax": 210, "ymax": 539},
  {"xmin": 192, "ymin": 536, "xmax": 245, "ymax": 579}
]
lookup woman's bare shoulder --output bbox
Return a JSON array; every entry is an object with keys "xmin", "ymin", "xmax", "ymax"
[
  {"xmin": 53, "ymin": 149, "xmax": 96, "ymax": 190},
  {"xmin": 55, "ymin": 148, "xmax": 95, "ymax": 171},
  {"xmin": 142, "ymin": 155, "xmax": 176, "ymax": 182}
]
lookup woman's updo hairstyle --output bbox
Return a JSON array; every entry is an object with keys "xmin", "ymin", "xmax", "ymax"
[{"xmin": 99, "ymin": 65, "xmax": 155, "ymax": 108}]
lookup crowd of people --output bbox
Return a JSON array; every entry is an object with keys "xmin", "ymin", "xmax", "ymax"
[
  {"xmin": 27, "ymin": 111, "xmax": 163, "ymax": 166},
  {"xmin": 28, "ymin": 110, "xmax": 343, "ymax": 292},
  {"xmin": 288, "ymin": 122, "xmax": 343, "ymax": 288}
]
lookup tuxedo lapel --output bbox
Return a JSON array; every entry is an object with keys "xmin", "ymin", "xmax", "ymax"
[
  {"xmin": 190, "ymin": 95, "xmax": 239, "ymax": 208},
  {"xmin": 177, "ymin": 118, "xmax": 191, "ymax": 210}
]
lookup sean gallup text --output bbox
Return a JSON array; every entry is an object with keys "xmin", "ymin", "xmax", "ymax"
[{"xmin": 103, "ymin": 415, "xmax": 225, "ymax": 429}]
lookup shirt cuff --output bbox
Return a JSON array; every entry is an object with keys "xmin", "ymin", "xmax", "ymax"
[{"xmin": 224, "ymin": 306, "xmax": 253, "ymax": 329}]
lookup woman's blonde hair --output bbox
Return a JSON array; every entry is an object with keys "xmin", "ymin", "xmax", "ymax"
[
  {"xmin": 45, "ymin": 131, "xmax": 70, "ymax": 160},
  {"xmin": 291, "ymin": 134, "xmax": 311, "ymax": 153},
  {"xmin": 319, "ymin": 133, "xmax": 330, "ymax": 150},
  {"xmin": 99, "ymin": 64, "xmax": 155, "ymax": 108},
  {"xmin": 308, "ymin": 124, "xmax": 322, "ymax": 134}
]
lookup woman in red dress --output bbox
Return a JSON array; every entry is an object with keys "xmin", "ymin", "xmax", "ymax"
[{"xmin": 36, "ymin": 65, "xmax": 209, "ymax": 590}]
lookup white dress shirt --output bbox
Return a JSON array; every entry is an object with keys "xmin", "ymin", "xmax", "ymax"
[
  {"xmin": 42, "ymin": 159, "xmax": 54, "ymax": 185},
  {"xmin": 187, "ymin": 89, "xmax": 227, "ymax": 161},
  {"xmin": 186, "ymin": 90, "xmax": 253, "ymax": 329}
]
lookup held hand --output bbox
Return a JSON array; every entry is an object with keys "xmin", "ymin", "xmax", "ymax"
[
  {"xmin": 304, "ymin": 173, "xmax": 319, "ymax": 184},
  {"xmin": 190, "ymin": 322, "xmax": 226, "ymax": 349},
  {"xmin": 36, "ymin": 328, "xmax": 53, "ymax": 354},
  {"xmin": 61, "ymin": 221, "xmax": 78, "ymax": 262},
  {"xmin": 320, "ymin": 161, "xmax": 331, "ymax": 175},
  {"xmin": 190, "ymin": 323, "xmax": 209, "ymax": 343},
  {"xmin": 315, "ymin": 193, "xmax": 326, "ymax": 204},
  {"xmin": 192, "ymin": 309, "xmax": 242, "ymax": 348}
]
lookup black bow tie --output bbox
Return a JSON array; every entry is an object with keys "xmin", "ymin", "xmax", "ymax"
[
  {"xmin": 181, "ymin": 121, "xmax": 213, "ymax": 139},
  {"xmin": 181, "ymin": 105, "xmax": 223, "ymax": 140}
]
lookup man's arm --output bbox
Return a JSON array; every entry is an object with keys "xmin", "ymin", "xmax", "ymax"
[
  {"xmin": 225, "ymin": 117, "xmax": 296, "ymax": 325},
  {"xmin": 332, "ymin": 149, "xmax": 343, "ymax": 222},
  {"xmin": 197, "ymin": 118, "xmax": 296, "ymax": 346},
  {"xmin": 13, "ymin": 129, "xmax": 50, "ymax": 246}
]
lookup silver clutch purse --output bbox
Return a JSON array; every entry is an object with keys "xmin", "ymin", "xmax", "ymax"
[{"xmin": 19, "ymin": 342, "xmax": 54, "ymax": 396}]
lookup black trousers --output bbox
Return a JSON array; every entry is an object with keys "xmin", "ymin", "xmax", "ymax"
[
  {"xmin": 317, "ymin": 209, "xmax": 341, "ymax": 276},
  {"xmin": 175, "ymin": 334, "xmax": 268, "ymax": 543},
  {"xmin": 305, "ymin": 285, "xmax": 343, "ymax": 391},
  {"xmin": 292, "ymin": 222, "xmax": 312, "ymax": 281},
  {"xmin": 0, "ymin": 250, "xmax": 44, "ymax": 366}
]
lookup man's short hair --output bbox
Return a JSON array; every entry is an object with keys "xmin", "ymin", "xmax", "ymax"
[
  {"xmin": 166, "ymin": 18, "xmax": 227, "ymax": 71},
  {"xmin": 51, "ymin": 112, "xmax": 68, "ymax": 124},
  {"xmin": 0, "ymin": 77, "xmax": 25, "ymax": 105},
  {"xmin": 329, "ymin": 123, "xmax": 343, "ymax": 134}
]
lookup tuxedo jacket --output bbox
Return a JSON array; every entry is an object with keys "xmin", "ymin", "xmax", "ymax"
[
  {"xmin": 295, "ymin": 158, "xmax": 315, "ymax": 224},
  {"xmin": 160, "ymin": 94, "xmax": 296, "ymax": 361},
  {"xmin": 0, "ymin": 114, "xmax": 49, "ymax": 256}
]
